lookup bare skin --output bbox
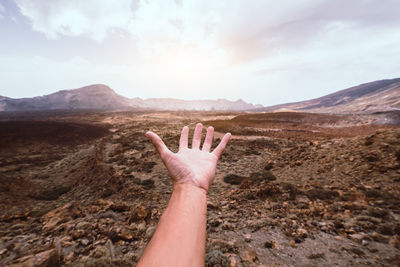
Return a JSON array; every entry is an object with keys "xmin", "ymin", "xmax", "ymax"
[{"xmin": 137, "ymin": 123, "xmax": 231, "ymax": 267}]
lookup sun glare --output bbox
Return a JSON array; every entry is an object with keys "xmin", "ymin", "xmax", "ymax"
[
  {"xmin": 168, "ymin": 53, "xmax": 204, "ymax": 75},
  {"xmin": 150, "ymin": 48, "xmax": 228, "ymax": 84}
]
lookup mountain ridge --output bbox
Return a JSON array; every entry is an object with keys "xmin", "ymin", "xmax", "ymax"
[
  {"xmin": 1, "ymin": 78, "xmax": 399, "ymax": 113},
  {"xmin": 0, "ymin": 84, "xmax": 260, "ymax": 111}
]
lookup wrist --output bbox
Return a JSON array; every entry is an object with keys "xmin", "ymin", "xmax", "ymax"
[{"xmin": 173, "ymin": 182, "xmax": 208, "ymax": 196}]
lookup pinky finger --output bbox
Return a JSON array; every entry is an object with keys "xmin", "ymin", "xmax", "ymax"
[{"xmin": 212, "ymin": 133, "xmax": 231, "ymax": 158}]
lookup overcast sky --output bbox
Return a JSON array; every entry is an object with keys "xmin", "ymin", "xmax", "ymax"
[{"xmin": 0, "ymin": 0, "xmax": 399, "ymax": 106}]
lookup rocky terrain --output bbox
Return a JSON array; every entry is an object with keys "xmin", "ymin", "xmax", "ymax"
[{"xmin": 0, "ymin": 111, "xmax": 399, "ymax": 266}]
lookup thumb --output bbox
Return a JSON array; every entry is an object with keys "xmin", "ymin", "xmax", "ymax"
[{"xmin": 146, "ymin": 131, "xmax": 171, "ymax": 158}]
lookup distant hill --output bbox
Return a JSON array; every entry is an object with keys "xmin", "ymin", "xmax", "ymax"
[
  {"xmin": 0, "ymin": 84, "xmax": 261, "ymax": 111},
  {"xmin": 0, "ymin": 85, "xmax": 133, "ymax": 111},
  {"xmin": 260, "ymin": 78, "xmax": 400, "ymax": 114},
  {"xmin": 134, "ymin": 97, "xmax": 261, "ymax": 111}
]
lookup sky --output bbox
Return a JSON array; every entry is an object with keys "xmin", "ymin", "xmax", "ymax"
[{"xmin": 0, "ymin": 0, "xmax": 399, "ymax": 106}]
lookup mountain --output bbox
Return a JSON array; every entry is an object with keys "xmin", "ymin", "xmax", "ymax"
[
  {"xmin": 0, "ymin": 84, "xmax": 134, "ymax": 111},
  {"xmin": 4, "ymin": 78, "xmax": 397, "ymax": 113},
  {"xmin": 260, "ymin": 78, "xmax": 400, "ymax": 114},
  {"xmin": 0, "ymin": 84, "xmax": 260, "ymax": 111}
]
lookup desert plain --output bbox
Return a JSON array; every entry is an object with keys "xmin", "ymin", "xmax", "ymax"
[{"xmin": 0, "ymin": 110, "xmax": 399, "ymax": 266}]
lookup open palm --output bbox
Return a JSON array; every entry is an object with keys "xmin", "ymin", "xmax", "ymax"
[{"xmin": 146, "ymin": 123, "xmax": 231, "ymax": 192}]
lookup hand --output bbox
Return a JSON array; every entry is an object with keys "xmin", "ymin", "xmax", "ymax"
[{"xmin": 146, "ymin": 123, "xmax": 231, "ymax": 193}]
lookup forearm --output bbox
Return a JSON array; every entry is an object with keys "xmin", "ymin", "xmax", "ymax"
[{"xmin": 137, "ymin": 184, "xmax": 207, "ymax": 267}]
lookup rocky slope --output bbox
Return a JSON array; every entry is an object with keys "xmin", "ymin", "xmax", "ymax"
[{"xmin": 260, "ymin": 78, "xmax": 400, "ymax": 114}]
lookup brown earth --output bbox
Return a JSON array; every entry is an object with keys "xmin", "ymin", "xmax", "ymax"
[{"xmin": 0, "ymin": 111, "xmax": 399, "ymax": 266}]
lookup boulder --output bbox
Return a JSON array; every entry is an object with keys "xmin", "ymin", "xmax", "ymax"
[{"xmin": 223, "ymin": 174, "xmax": 246, "ymax": 185}]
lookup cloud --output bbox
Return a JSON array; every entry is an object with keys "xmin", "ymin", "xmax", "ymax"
[
  {"xmin": 212, "ymin": 0, "xmax": 400, "ymax": 65},
  {"xmin": 14, "ymin": 0, "xmax": 136, "ymax": 42},
  {"xmin": 13, "ymin": 0, "xmax": 222, "ymax": 59},
  {"xmin": 5, "ymin": 0, "xmax": 400, "ymax": 105},
  {"xmin": 13, "ymin": 0, "xmax": 400, "ymax": 60},
  {"xmin": 0, "ymin": 2, "xmax": 5, "ymax": 19},
  {"xmin": 127, "ymin": 0, "xmax": 222, "ymax": 55}
]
